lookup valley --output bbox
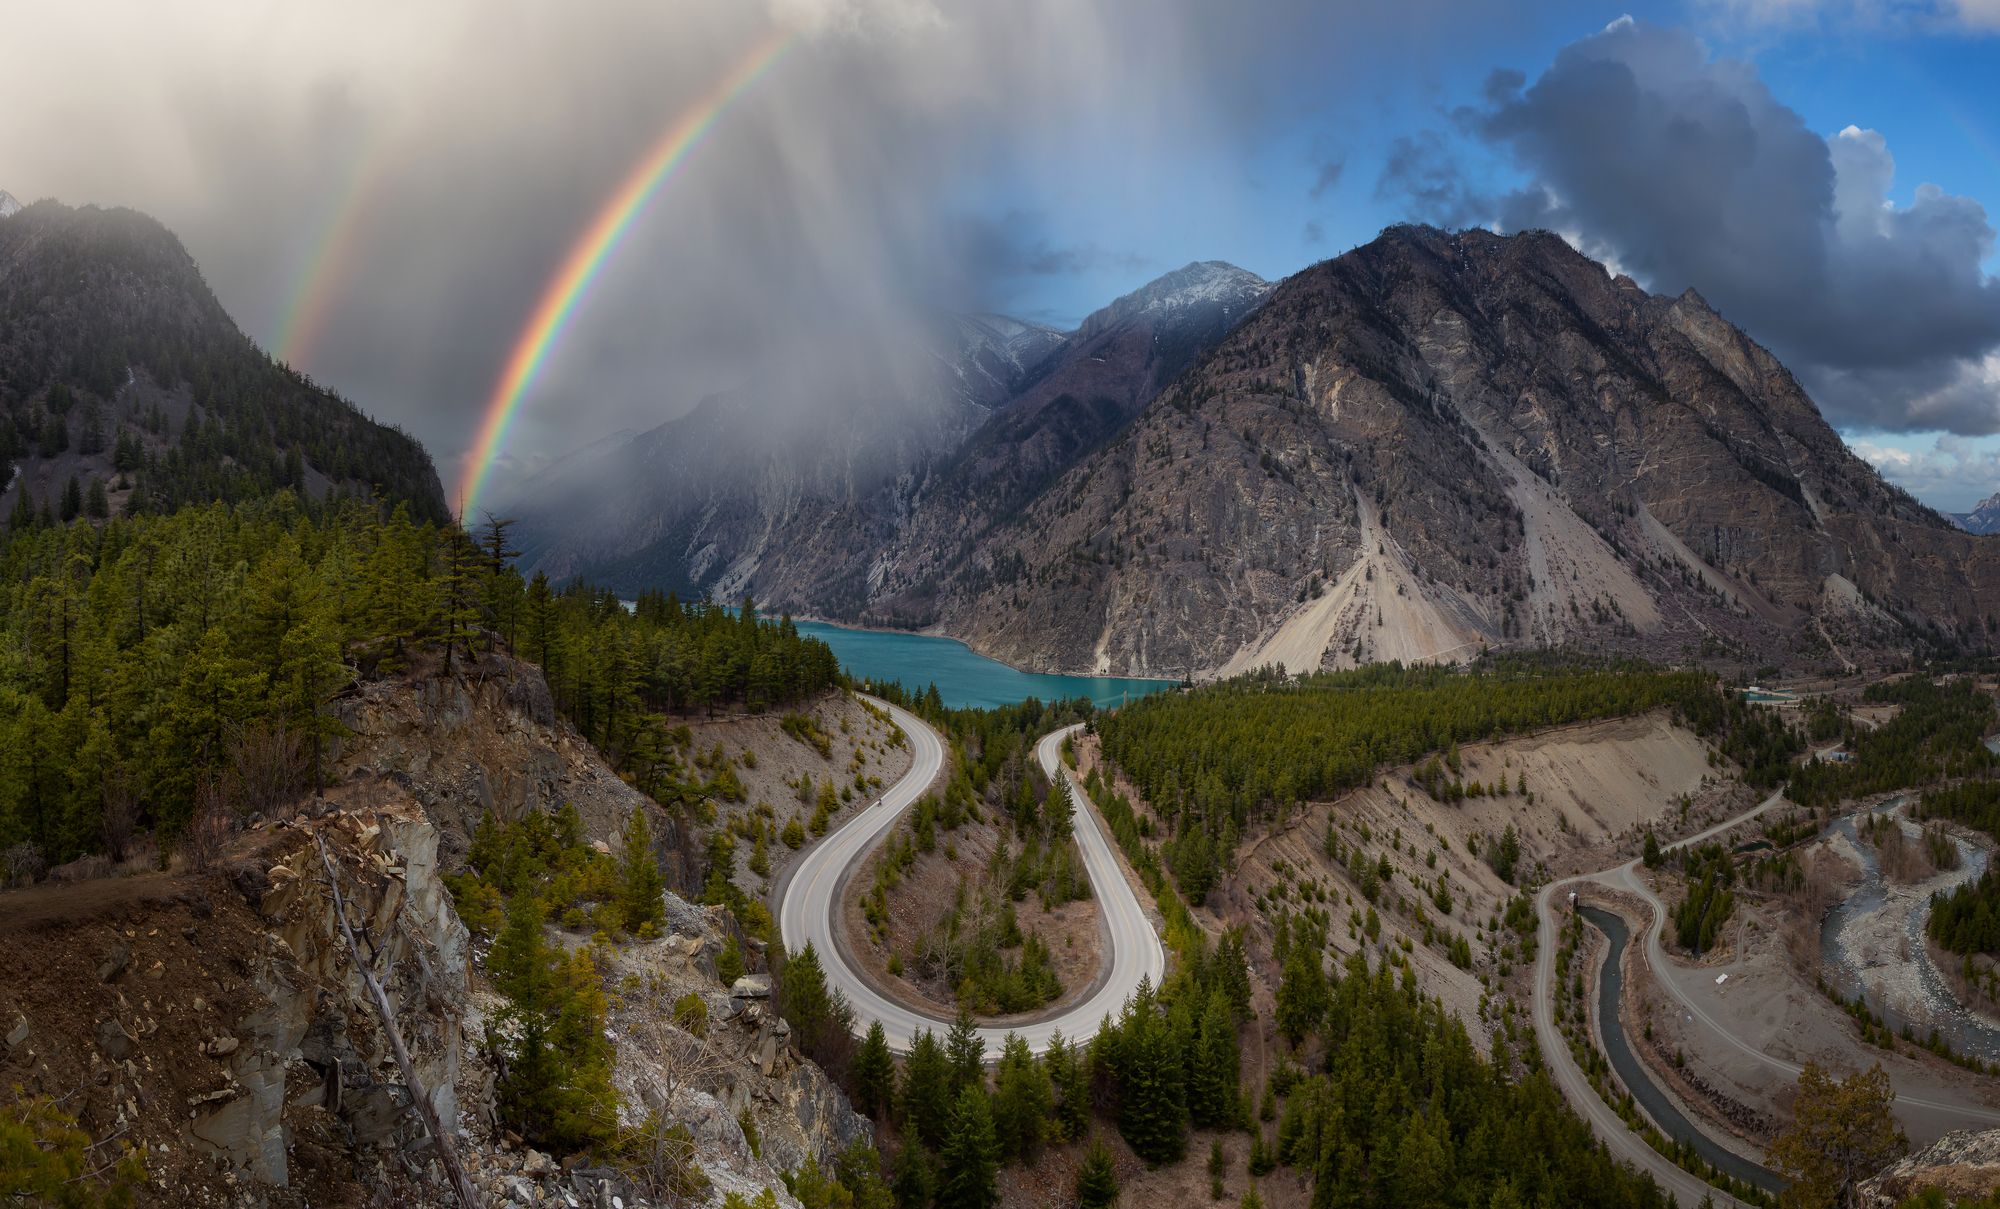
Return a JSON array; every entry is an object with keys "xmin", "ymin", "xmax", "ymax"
[{"xmin": 13, "ymin": 190, "xmax": 2000, "ymax": 1209}]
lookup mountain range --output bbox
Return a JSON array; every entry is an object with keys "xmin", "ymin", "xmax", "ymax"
[
  {"xmin": 10, "ymin": 187, "xmax": 1994, "ymax": 679},
  {"xmin": 502, "ymin": 226, "xmax": 2000, "ymax": 677}
]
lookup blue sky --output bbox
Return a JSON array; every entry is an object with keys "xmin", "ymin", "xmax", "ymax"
[{"xmin": 961, "ymin": 0, "xmax": 2000, "ymax": 512}]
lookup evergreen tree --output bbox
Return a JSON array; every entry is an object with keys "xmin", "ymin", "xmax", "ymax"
[
  {"xmin": 946, "ymin": 1008, "xmax": 985, "ymax": 1096},
  {"xmin": 85, "ymin": 476, "xmax": 108, "ymax": 519},
  {"xmin": 59, "ymin": 475, "xmax": 81, "ymax": 522},
  {"xmin": 900, "ymin": 1028, "xmax": 954, "ymax": 1147},
  {"xmin": 937, "ymin": 1084, "xmax": 999, "ymax": 1209},
  {"xmin": 1047, "ymin": 1030, "xmax": 1090, "ymax": 1143},
  {"xmin": 1117, "ymin": 1000, "xmax": 1185, "ymax": 1165},
  {"xmin": 1190, "ymin": 986, "xmax": 1239, "ymax": 1127},
  {"xmin": 1274, "ymin": 942, "xmax": 1327, "ymax": 1048},
  {"xmin": 617, "ymin": 805, "xmax": 665, "ymax": 935},
  {"xmin": 892, "ymin": 1139, "xmax": 937, "ymax": 1209},
  {"xmin": 1075, "ymin": 1135, "xmax": 1120, "ymax": 1209},
  {"xmin": 853, "ymin": 1020, "xmax": 896, "ymax": 1121},
  {"xmin": 779, "ymin": 942, "xmax": 839, "ymax": 1055},
  {"xmin": 990, "ymin": 1031, "xmax": 1052, "ymax": 1164}
]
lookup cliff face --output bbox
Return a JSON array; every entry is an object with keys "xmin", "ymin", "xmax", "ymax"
[
  {"xmin": 0, "ymin": 656, "xmax": 872, "ymax": 1208},
  {"xmin": 930, "ymin": 226, "xmax": 2000, "ymax": 675}
]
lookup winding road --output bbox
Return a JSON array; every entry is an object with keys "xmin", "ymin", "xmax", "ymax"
[
  {"xmin": 1534, "ymin": 789, "xmax": 2000, "ymax": 1204},
  {"xmin": 775, "ymin": 708, "xmax": 1165, "ymax": 1054}
]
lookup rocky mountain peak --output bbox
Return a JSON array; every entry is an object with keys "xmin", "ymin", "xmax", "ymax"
[
  {"xmin": 0, "ymin": 191, "xmax": 21, "ymax": 219},
  {"xmin": 1076, "ymin": 260, "xmax": 1272, "ymax": 340}
]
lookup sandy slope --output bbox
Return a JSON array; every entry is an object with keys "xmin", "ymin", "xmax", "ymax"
[{"xmin": 1217, "ymin": 492, "xmax": 1487, "ymax": 676}]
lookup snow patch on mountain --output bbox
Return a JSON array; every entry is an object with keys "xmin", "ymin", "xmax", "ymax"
[
  {"xmin": 1077, "ymin": 260, "xmax": 1273, "ymax": 340},
  {"xmin": 0, "ymin": 191, "xmax": 22, "ymax": 219}
]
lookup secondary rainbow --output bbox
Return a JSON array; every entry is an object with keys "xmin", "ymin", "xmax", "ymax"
[
  {"xmin": 459, "ymin": 26, "xmax": 797, "ymax": 518},
  {"xmin": 274, "ymin": 131, "xmax": 393, "ymax": 368}
]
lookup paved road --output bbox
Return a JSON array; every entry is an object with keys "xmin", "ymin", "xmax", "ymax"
[
  {"xmin": 1534, "ymin": 789, "xmax": 2000, "ymax": 1205},
  {"xmin": 776, "ymin": 711, "xmax": 1164, "ymax": 1054}
]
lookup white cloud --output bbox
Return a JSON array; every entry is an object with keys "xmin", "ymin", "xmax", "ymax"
[{"xmin": 1848, "ymin": 430, "xmax": 2000, "ymax": 511}]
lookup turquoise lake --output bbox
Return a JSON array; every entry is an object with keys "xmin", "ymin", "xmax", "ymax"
[{"xmin": 790, "ymin": 620, "xmax": 1175, "ymax": 711}]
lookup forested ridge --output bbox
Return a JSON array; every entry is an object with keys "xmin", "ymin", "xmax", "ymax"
[
  {"xmin": 0, "ymin": 199, "xmax": 447, "ymax": 521},
  {"xmin": 1790, "ymin": 677, "xmax": 1998, "ymax": 808},
  {"xmin": 0, "ymin": 493, "xmax": 842, "ymax": 874}
]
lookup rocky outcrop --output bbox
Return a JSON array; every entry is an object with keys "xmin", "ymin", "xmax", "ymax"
[
  {"xmin": 330, "ymin": 649, "xmax": 707, "ymax": 895},
  {"xmin": 1861, "ymin": 1128, "xmax": 2000, "ymax": 1207}
]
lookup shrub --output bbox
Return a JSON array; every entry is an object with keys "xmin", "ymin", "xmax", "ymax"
[{"xmin": 673, "ymin": 992, "xmax": 709, "ymax": 1034}]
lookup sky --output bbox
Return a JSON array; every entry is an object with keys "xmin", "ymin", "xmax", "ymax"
[{"xmin": 1, "ymin": 0, "xmax": 1998, "ymax": 510}]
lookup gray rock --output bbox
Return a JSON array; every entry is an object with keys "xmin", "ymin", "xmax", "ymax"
[
  {"xmin": 731, "ymin": 974, "xmax": 771, "ymax": 999},
  {"xmin": 6, "ymin": 1015, "xmax": 28, "ymax": 1047},
  {"xmin": 1861, "ymin": 1128, "xmax": 2000, "ymax": 1208},
  {"xmin": 96, "ymin": 945, "xmax": 129, "ymax": 984},
  {"xmin": 95, "ymin": 1017, "xmax": 133, "ymax": 1059}
]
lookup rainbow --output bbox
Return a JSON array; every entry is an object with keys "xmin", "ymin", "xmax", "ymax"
[
  {"xmin": 273, "ymin": 132, "xmax": 393, "ymax": 368},
  {"xmin": 458, "ymin": 26, "xmax": 797, "ymax": 519}
]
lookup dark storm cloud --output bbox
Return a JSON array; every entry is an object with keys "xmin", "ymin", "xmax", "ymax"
[
  {"xmin": 1454, "ymin": 18, "xmax": 2000, "ymax": 434},
  {"xmin": 0, "ymin": 0, "xmax": 1537, "ymax": 502},
  {"xmin": 1373, "ymin": 131, "xmax": 1491, "ymax": 229}
]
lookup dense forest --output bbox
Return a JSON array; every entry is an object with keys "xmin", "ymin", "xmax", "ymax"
[
  {"xmin": 0, "ymin": 495, "xmax": 841, "ymax": 873},
  {"xmin": 1090, "ymin": 659, "xmax": 1802, "ymax": 917},
  {"xmin": 1789, "ymin": 678, "xmax": 1997, "ymax": 808}
]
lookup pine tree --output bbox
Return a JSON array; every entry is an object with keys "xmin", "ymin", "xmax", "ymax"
[
  {"xmin": 946, "ymin": 1008, "xmax": 985, "ymax": 1096},
  {"xmin": 780, "ymin": 942, "xmax": 840, "ymax": 1057},
  {"xmin": 893, "ymin": 1139, "xmax": 937, "ymax": 1209},
  {"xmin": 1190, "ymin": 986, "xmax": 1239, "ymax": 1127},
  {"xmin": 853, "ymin": 1020, "xmax": 896, "ymax": 1120},
  {"xmin": 901, "ymin": 1028, "xmax": 953, "ymax": 1147},
  {"xmin": 990, "ymin": 1031, "xmax": 1051, "ymax": 1163},
  {"xmin": 1048, "ymin": 1030, "xmax": 1090, "ymax": 1142},
  {"xmin": 1117, "ymin": 1001, "xmax": 1185, "ymax": 1165},
  {"xmin": 1074, "ymin": 1135, "xmax": 1120, "ymax": 1209},
  {"xmin": 937, "ymin": 1084, "xmax": 999, "ymax": 1209},
  {"xmin": 59, "ymin": 475, "xmax": 81, "ymax": 522},
  {"xmin": 84, "ymin": 477, "xmax": 108, "ymax": 519},
  {"xmin": 1275, "ymin": 941, "xmax": 1327, "ymax": 1048},
  {"xmin": 617, "ymin": 805, "xmax": 665, "ymax": 935}
]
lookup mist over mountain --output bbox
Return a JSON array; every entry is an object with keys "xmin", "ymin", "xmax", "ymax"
[{"xmin": 499, "ymin": 260, "xmax": 1273, "ymax": 614}]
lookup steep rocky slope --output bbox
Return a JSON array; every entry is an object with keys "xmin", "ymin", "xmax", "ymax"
[
  {"xmin": 502, "ymin": 264, "xmax": 1273, "ymax": 625},
  {"xmin": 0, "ymin": 653, "xmax": 873, "ymax": 1208},
  {"xmin": 934, "ymin": 226, "xmax": 2000, "ymax": 675}
]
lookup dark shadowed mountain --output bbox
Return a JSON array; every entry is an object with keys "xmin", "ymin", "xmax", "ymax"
[{"xmin": 0, "ymin": 198, "xmax": 448, "ymax": 521}]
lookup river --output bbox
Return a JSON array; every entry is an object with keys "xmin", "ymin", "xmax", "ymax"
[
  {"xmin": 790, "ymin": 619, "xmax": 1176, "ymax": 711},
  {"xmin": 1578, "ymin": 905, "xmax": 1784, "ymax": 1193},
  {"xmin": 1818, "ymin": 798, "xmax": 2000, "ymax": 1060}
]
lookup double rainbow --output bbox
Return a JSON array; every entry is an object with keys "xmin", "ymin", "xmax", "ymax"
[{"xmin": 458, "ymin": 26, "xmax": 797, "ymax": 519}]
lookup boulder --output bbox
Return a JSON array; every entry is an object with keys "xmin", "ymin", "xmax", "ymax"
[
  {"xmin": 731, "ymin": 974, "xmax": 771, "ymax": 999},
  {"xmin": 95, "ymin": 945, "xmax": 129, "ymax": 984}
]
